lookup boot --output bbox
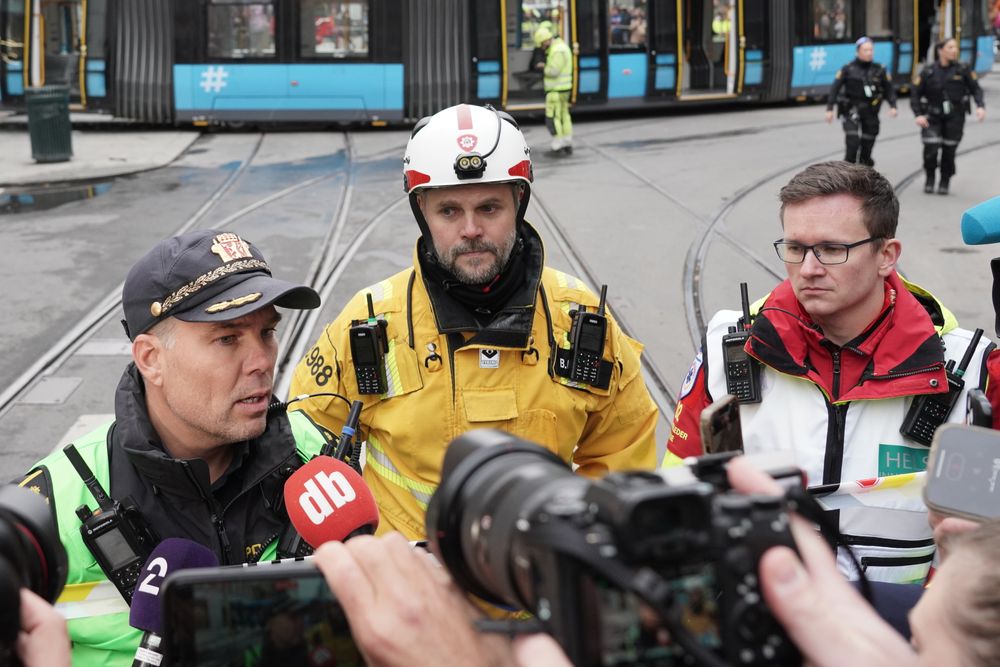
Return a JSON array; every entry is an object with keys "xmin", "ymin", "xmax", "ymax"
[
  {"xmin": 923, "ymin": 170, "xmax": 935, "ymax": 194},
  {"xmin": 937, "ymin": 177, "xmax": 950, "ymax": 195}
]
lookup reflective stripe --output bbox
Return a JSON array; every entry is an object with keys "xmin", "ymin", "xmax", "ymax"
[
  {"xmin": 362, "ymin": 278, "xmax": 394, "ymax": 303},
  {"xmin": 55, "ymin": 580, "xmax": 129, "ymax": 620},
  {"xmin": 365, "ymin": 434, "xmax": 435, "ymax": 507},
  {"xmin": 553, "ymin": 270, "xmax": 584, "ymax": 291},
  {"xmin": 18, "ymin": 469, "xmax": 44, "ymax": 487},
  {"xmin": 385, "ymin": 338, "xmax": 404, "ymax": 398}
]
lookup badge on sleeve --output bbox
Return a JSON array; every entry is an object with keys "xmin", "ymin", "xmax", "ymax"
[{"xmin": 679, "ymin": 350, "xmax": 703, "ymax": 399}]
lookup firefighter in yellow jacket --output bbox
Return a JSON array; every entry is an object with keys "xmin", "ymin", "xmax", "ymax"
[
  {"xmin": 289, "ymin": 104, "xmax": 657, "ymax": 539},
  {"xmin": 534, "ymin": 26, "xmax": 574, "ymax": 155}
]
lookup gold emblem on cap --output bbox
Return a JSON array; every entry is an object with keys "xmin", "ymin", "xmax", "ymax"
[
  {"xmin": 204, "ymin": 292, "xmax": 263, "ymax": 314},
  {"xmin": 150, "ymin": 302, "xmax": 163, "ymax": 317},
  {"xmin": 211, "ymin": 233, "xmax": 254, "ymax": 263}
]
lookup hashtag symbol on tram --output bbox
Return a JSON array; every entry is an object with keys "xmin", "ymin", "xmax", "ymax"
[
  {"xmin": 200, "ymin": 66, "xmax": 230, "ymax": 94},
  {"xmin": 809, "ymin": 47, "xmax": 827, "ymax": 72}
]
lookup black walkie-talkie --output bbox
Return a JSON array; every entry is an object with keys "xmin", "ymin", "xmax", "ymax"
[
  {"xmin": 901, "ymin": 328, "xmax": 984, "ymax": 446},
  {"xmin": 721, "ymin": 283, "xmax": 762, "ymax": 404},
  {"xmin": 64, "ymin": 444, "xmax": 159, "ymax": 603},
  {"xmin": 568, "ymin": 285, "xmax": 609, "ymax": 386},
  {"xmin": 350, "ymin": 293, "xmax": 389, "ymax": 395}
]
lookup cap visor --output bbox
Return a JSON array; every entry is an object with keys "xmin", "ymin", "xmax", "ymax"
[{"xmin": 175, "ymin": 274, "xmax": 320, "ymax": 324}]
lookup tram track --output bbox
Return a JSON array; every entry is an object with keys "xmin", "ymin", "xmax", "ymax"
[{"xmin": 0, "ymin": 132, "xmax": 354, "ymax": 419}]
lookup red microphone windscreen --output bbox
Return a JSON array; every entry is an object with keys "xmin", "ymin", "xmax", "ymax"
[{"xmin": 283, "ymin": 456, "xmax": 379, "ymax": 547}]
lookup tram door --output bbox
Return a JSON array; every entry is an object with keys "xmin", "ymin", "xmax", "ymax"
[
  {"xmin": 504, "ymin": 0, "xmax": 573, "ymax": 109},
  {"xmin": 11, "ymin": 0, "xmax": 88, "ymax": 103},
  {"xmin": 675, "ymin": 0, "xmax": 742, "ymax": 98},
  {"xmin": 0, "ymin": 0, "xmax": 28, "ymax": 99}
]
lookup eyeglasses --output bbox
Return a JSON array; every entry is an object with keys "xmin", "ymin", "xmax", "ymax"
[{"xmin": 773, "ymin": 237, "xmax": 881, "ymax": 265}]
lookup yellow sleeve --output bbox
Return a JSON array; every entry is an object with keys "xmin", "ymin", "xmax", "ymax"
[
  {"xmin": 573, "ymin": 325, "xmax": 658, "ymax": 476},
  {"xmin": 288, "ymin": 323, "xmax": 350, "ymax": 436}
]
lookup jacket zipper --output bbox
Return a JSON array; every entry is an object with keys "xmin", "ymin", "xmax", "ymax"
[
  {"xmin": 180, "ymin": 460, "xmax": 233, "ymax": 564},
  {"xmin": 831, "ymin": 349, "xmax": 841, "ymax": 400},
  {"xmin": 860, "ymin": 362, "xmax": 944, "ymax": 383}
]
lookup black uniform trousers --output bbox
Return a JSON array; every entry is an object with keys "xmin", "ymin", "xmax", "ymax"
[
  {"xmin": 921, "ymin": 111, "xmax": 965, "ymax": 178},
  {"xmin": 842, "ymin": 106, "xmax": 880, "ymax": 166}
]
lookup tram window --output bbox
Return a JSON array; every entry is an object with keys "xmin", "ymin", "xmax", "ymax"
[
  {"xmin": 608, "ymin": 0, "xmax": 647, "ymax": 49},
  {"xmin": 207, "ymin": 1, "xmax": 276, "ymax": 59},
  {"xmin": 87, "ymin": 0, "xmax": 107, "ymax": 59},
  {"xmin": 301, "ymin": 0, "xmax": 369, "ymax": 58},
  {"xmin": 812, "ymin": 0, "xmax": 852, "ymax": 41},
  {"xmin": 0, "ymin": 0, "xmax": 26, "ymax": 64},
  {"xmin": 865, "ymin": 0, "xmax": 891, "ymax": 38}
]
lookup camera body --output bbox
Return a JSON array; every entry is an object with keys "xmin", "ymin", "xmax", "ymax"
[
  {"xmin": 0, "ymin": 485, "xmax": 68, "ymax": 666},
  {"xmin": 427, "ymin": 430, "xmax": 799, "ymax": 667}
]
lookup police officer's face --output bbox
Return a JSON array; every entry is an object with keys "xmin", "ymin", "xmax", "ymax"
[
  {"xmin": 939, "ymin": 39, "xmax": 958, "ymax": 63},
  {"xmin": 857, "ymin": 42, "xmax": 873, "ymax": 62},
  {"xmin": 151, "ymin": 307, "xmax": 280, "ymax": 450},
  {"xmin": 781, "ymin": 194, "xmax": 899, "ymax": 334},
  {"xmin": 419, "ymin": 183, "xmax": 519, "ymax": 285}
]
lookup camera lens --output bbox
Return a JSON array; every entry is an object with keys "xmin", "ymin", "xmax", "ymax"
[
  {"xmin": 426, "ymin": 430, "xmax": 586, "ymax": 608},
  {"xmin": 0, "ymin": 485, "xmax": 68, "ymax": 649}
]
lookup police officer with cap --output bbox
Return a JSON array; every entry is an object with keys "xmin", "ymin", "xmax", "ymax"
[
  {"xmin": 16, "ymin": 230, "xmax": 328, "ymax": 667},
  {"xmin": 289, "ymin": 104, "xmax": 658, "ymax": 540},
  {"xmin": 911, "ymin": 37, "xmax": 986, "ymax": 195},
  {"xmin": 825, "ymin": 37, "xmax": 897, "ymax": 167}
]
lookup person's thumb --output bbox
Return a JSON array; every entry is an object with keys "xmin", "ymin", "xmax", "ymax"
[{"xmin": 514, "ymin": 634, "xmax": 573, "ymax": 667}]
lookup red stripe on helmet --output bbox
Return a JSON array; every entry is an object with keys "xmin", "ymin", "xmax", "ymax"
[
  {"xmin": 508, "ymin": 160, "xmax": 533, "ymax": 182},
  {"xmin": 404, "ymin": 169, "xmax": 431, "ymax": 191},
  {"xmin": 456, "ymin": 104, "xmax": 473, "ymax": 130}
]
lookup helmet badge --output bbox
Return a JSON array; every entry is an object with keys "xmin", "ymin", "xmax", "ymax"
[{"xmin": 457, "ymin": 134, "xmax": 478, "ymax": 152}]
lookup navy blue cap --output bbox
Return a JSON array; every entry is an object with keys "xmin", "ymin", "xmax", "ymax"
[{"xmin": 122, "ymin": 230, "xmax": 320, "ymax": 340}]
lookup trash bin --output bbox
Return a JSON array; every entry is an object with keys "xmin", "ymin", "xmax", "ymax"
[{"xmin": 26, "ymin": 86, "xmax": 73, "ymax": 163}]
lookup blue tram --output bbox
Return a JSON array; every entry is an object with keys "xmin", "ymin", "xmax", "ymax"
[{"xmin": 0, "ymin": 0, "xmax": 994, "ymax": 125}]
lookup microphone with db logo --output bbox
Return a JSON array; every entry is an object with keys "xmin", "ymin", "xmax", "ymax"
[{"xmin": 283, "ymin": 456, "xmax": 379, "ymax": 548}]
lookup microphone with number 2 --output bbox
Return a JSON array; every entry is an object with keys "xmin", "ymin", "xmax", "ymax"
[
  {"xmin": 129, "ymin": 537, "xmax": 218, "ymax": 667},
  {"xmin": 284, "ymin": 456, "xmax": 379, "ymax": 548}
]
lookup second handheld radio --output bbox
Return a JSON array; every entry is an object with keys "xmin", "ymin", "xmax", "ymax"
[
  {"xmin": 900, "ymin": 328, "xmax": 984, "ymax": 446},
  {"xmin": 568, "ymin": 285, "xmax": 609, "ymax": 386},
  {"xmin": 721, "ymin": 283, "xmax": 762, "ymax": 404}
]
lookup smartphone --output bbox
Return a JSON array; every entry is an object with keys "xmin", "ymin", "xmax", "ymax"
[
  {"xmin": 967, "ymin": 388, "xmax": 993, "ymax": 428},
  {"xmin": 699, "ymin": 394, "xmax": 744, "ymax": 455},
  {"xmin": 162, "ymin": 561, "xmax": 363, "ymax": 667},
  {"xmin": 924, "ymin": 423, "xmax": 1000, "ymax": 521}
]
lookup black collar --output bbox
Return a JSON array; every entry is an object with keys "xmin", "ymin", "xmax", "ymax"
[{"xmin": 417, "ymin": 222, "xmax": 545, "ymax": 349}]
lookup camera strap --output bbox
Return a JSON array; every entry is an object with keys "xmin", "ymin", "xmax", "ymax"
[{"xmin": 782, "ymin": 485, "xmax": 874, "ymax": 603}]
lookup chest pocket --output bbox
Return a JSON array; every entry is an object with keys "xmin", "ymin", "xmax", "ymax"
[{"xmin": 462, "ymin": 385, "xmax": 565, "ymax": 460}]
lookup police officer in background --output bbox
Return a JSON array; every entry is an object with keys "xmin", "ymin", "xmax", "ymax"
[
  {"xmin": 533, "ymin": 26, "xmax": 575, "ymax": 155},
  {"xmin": 289, "ymin": 104, "xmax": 657, "ymax": 540},
  {"xmin": 912, "ymin": 37, "xmax": 986, "ymax": 195},
  {"xmin": 825, "ymin": 37, "xmax": 897, "ymax": 167},
  {"xmin": 16, "ymin": 230, "xmax": 327, "ymax": 666}
]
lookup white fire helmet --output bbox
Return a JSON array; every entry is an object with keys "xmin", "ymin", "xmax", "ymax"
[{"xmin": 403, "ymin": 104, "xmax": 533, "ymax": 195}]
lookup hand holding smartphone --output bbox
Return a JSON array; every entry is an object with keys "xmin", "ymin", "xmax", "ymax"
[{"xmin": 699, "ymin": 394, "xmax": 744, "ymax": 455}]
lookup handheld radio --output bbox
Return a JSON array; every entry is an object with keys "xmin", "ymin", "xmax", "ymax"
[
  {"xmin": 900, "ymin": 328, "xmax": 984, "ymax": 446},
  {"xmin": 568, "ymin": 285, "xmax": 609, "ymax": 386},
  {"xmin": 721, "ymin": 283, "xmax": 762, "ymax": 404},
  {"xmin": 349, "ymin": 293, "xmax": 389, "ymax": 395},
  {"xmin": 65, "ymin": 444, "xmax": 159, "ymax": 603}
]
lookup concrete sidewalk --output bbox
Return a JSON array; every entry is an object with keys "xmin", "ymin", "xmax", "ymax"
[{"xmin": 0, "ymin": 120, "xmax": 199, "ymax": 188}]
